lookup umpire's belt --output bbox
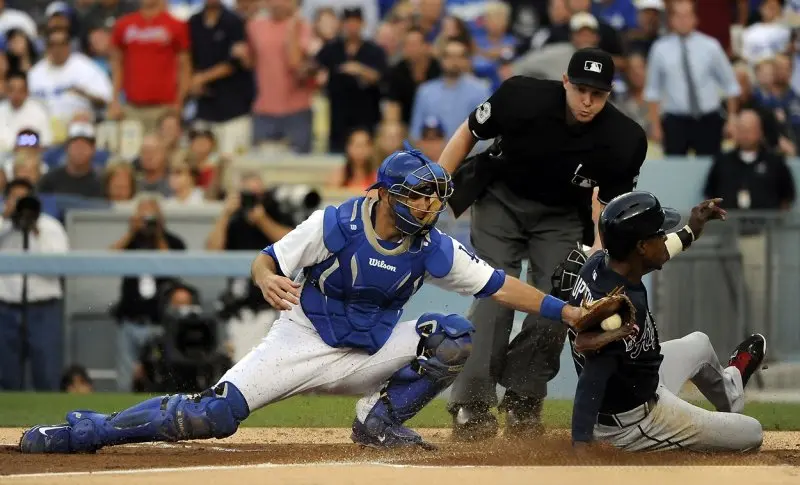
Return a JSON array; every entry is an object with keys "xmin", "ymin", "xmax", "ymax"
[{"xmin": 597, "ymin": 396, "xmax": 658, "ymax": 428}]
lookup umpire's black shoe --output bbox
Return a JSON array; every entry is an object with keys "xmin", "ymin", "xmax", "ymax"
[
  {"xmin": 500, "ymin": 390, "xmax": 545, "ymax": 439},
  {"xmin": 728, "ymin": 334, "xmax": 767, "ymax": 388},
  {"xmin": 450, "ymin": 405, "xmax": 498, "ymax": 442}
]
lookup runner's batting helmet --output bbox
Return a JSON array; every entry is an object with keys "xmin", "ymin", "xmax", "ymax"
[{"xmin": 599, "ymin": 191, "xmax": 682, "ymax": 260}]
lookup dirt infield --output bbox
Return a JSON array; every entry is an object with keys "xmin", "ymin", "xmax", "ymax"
[{"xmin": 1, "ymin": 428, "xmax": 799, "ymax": 484}]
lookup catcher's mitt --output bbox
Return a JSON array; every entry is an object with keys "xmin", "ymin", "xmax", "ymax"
[{"xmin": 571, "ymin": 286, "xmax": 637, "ymax": 334}]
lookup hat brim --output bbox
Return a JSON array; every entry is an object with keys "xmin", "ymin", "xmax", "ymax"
[
  {"xmin": 660, "ymin": 207, "xmax": 682, "ymax": 233},
  {"xmin": 568, "ymin": 76, "xmax": 612, "ymax": 92}
]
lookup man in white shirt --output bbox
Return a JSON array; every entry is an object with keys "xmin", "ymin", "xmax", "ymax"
[
  {"xmin": 0, "ymin": 179, "xmax": 70, "ymax": 391},
  {"xmin": 742, "ymin": 0, "xmax": 791, "ymax": 66},
  {"xmin": 28, "ymin": 29, "xmax": 113, "ymax": 129},
  {"xmin": 0, "ymin": 0, "xmax": 37, "ymax": 40},
  {"xmin": 0, "ymin": 73, "xmax": 54, "ymax": 153}
]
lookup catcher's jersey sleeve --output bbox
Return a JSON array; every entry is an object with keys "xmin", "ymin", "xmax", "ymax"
[
  {"xmin": 427, "ymin": 236, "xmax": 505, "ymax": 297},
  {"xmin": 262, "ymin": 210, "xmax": 332, "ymax": 277}
]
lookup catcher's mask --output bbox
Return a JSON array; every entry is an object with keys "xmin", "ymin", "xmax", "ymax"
[
  {"xmin": 599, "ymin": 191, "xmax": 681, "ymax": 260},
  {"xmin": 369, "ymin": 141, "xmax": 454, "ymax": 236}
]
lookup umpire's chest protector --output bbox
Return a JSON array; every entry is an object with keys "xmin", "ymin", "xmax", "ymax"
[{"xmin": 300, "ymin": 197, "xmax": 454, "ymax": 354}]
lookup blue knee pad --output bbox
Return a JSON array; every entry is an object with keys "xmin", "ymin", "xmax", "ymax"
[
  {"xmin": 369, "ymin": 313, "xmax": 473, "ymax": 425},
  {"xmin": 66, "ymin": 381, "xmax": 250, "ymax": 452}
]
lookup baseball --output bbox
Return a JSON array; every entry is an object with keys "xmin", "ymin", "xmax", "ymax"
[{"xmin": 601, "ymin": 313, "xmax": 623, "ymax": 331}]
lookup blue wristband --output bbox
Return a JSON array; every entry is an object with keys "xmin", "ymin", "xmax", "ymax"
[{"xmin": 541, "ymin": 294, "xmax": 566, "ymax": 322}]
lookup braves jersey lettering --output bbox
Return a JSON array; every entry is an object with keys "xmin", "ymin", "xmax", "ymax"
[{"xmin": 123, "ymin": 26, "xmax": 172, "ymax": 44}]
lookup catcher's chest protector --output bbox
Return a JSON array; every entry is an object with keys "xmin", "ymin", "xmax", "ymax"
[{"xmin": 301, "ymin": 197, "xmax": 453, "ymax": 354}]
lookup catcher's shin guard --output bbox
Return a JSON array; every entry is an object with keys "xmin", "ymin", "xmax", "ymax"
[
  {"xmin": 352, "ymin": 313, "xmax": 473, "ymax": 449},
  {"xmin": 19, "ymin": 382, "xmax": 250, "ymax": 454}
]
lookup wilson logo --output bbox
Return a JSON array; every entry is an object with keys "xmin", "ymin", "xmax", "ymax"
[{"xmin": 369, "ymin": 258, "xmax": 396, "ymax": 272}]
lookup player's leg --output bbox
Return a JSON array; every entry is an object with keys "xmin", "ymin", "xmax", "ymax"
[
  {"xmin": 448, "ymin": 189, "xmax": 527, "ymax": 440},
  {"xmin": 499, "ymin": 204, "xmax": 583, "ymax": 436},
  {"xmin": 660, "ymin": 332, "xmax": 765, "ymax": 413},
  {"xmin": 323, "ymin": 313, "xmax": 473, "ymax": 449},
  {"xmin": 596, "ymin": 385, "xmax": 763, "ymax": 452},
  {"xmin": 19, "ymin": 315, "xmax": 348, "ymax": 454}
]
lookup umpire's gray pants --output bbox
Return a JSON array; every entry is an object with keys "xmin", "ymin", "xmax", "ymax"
[{"xmin": 448, "ymin": 184, "xmax": 584, "ymax": 409}]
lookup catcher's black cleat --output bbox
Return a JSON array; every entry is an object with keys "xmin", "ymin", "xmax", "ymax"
[
  {"xmin": 450, "ymin": 405, "xmax": 498, "ymax": 442},
  {"xmin": 728, "ymin": 334, "xmax": 767, "ymax": 388}
]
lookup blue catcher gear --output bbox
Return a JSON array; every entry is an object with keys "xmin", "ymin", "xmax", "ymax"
[
  {"xmin": 19, "ymin": 382, "xmax": 250, "ymax": 454},
  {"xmin": 368, "ymin": 141, "xmax": 454, "ymax": 236},
  {"xmin": 351, "ymin": 313, "xmax": 473, "ymax": 449}
]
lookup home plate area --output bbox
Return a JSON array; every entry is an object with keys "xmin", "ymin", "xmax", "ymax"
[{"xmin": 1, "ymin": 429, "xmax": 800, "ymax": 485}]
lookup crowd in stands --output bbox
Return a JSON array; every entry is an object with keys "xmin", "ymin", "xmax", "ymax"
[{"xmin": 1, "ymin": 0, "xmax": 800, "ymax": 392}]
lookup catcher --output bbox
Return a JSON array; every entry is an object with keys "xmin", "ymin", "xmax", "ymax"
[
  {"xmin": 19, "ymin": 145, "xmax": 623, "ymax": 454},
  {"xmin": 553, "ymin": 191, "xmax": 766, "ymax": 452}
]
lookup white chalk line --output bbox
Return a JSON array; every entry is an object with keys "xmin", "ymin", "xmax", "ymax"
[{"xmin": 2, "ymin": 463, "xmax": 796, "ymax": 480}]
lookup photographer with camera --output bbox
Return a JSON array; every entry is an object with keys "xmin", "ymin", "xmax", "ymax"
[
  {"xmin": 206, "ymin": 172, "xmax": 293, "ymax": 361},
  {"xmin": 110, "ymin": 195, "xmax": 186, "ymax": 391},
  {"xmin": 135, "ymin": 280, "xmax": 233, "ymax": 393},
  {"xmin": 0, "ymin": 179, "xmax": 69, "ymax": 391}
]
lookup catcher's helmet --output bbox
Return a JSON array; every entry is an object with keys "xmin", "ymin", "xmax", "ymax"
[
  {"xmin": 599, "ymin": 191, "xmax": 682, "ymax": 260},
  {"xmin": 369, "ymin": 141, "xmax": 453, "ymax": 236}
]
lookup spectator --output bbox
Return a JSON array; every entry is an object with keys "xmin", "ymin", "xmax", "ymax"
[
  {"xmin": 185, "ymin": 121, "xmax": 227, "ymax": 195},
  {"xmin": 376, "ymin": 21, "xmax": 402, "ymax": 66},
  {"xmin": 383, "ymin": 27, "xmax": 442, "ymax": 125},
  {"xmin": 409, "ymin": 38, "xmax": 490, "ymax": 141},
  {"xmin": 10, "ymin": 128, "xmax": 45, "ymax": 165},
  {"xmin": 329, "ymin": 127, "xmax": 377, "ymax": 190},
  {"xmin": 135, "ymin": 134, "xmax": 171, "ymax": 196},
  {"xmin": 206, "ymin": 172, "xmax": 291, "ymax": 361},
  {"xmin": 416, "ymin": 0, "xmax": 445, "ymax": 43},
  {"xmin": 103, "ymin": 160, "xmax": 137, "ymax": 202},
  {"xmin": 433, "ymin": 15, "xmax": 473, "ymax": 57},
  {"xmin": 742, "ymin": 0, "xmax": 791, "ymax": 65},
  {"xmin": 234, "ymin": 0, "xmax": 261, "ymax": 20},
  {"xmin": 530, "ymin": 0, "xmax": 571, "ymax": 51},
  {"xmin": 703, "ymin": 109, "xmax": 795, "ymax": 336},
  {"xmin": 85, "ymin": 26, "xmax": 113, "ymax": 76},
  {"xmin": 302, "ymin": 0, "xmax": 380, "ymax": 39},
  {"xmin": 416, "ymin": 115, "xmax": 446, "ymax": 161},
  {"xmin": 0, "ymin": 178, "xmax": 70, "ymax": 391},
  {"xmin": 512, "ymin": 12, "xmax": 601, "ymax": 81},
  {"xmin": 545, "ymin": 0, "xmax": 625, "ymax": 66},
  {"xmin": 12, "ymin": 153, "xmax": 44, "ymax": 187},
  {"xmin": 158, "ymin": 111, "xmax": 185, "ymax": 165},
  {"xmin": 507, "ymin": 0, "xmax": 549, "ymax": 53},
  {"xmin": 732, "ymin": 59, "xmax": 794, "ymax": 154},
  {"xmin": 28, "ymin": 29, "xmax": 113, "ymax": 132},
  {"xmin": 374, "ymin": 119, "xmax": 406, "ymax": 161},
  {"xmin": 60, "ymin": 364, "xmax": 94, "ymax": 393},
  {"xmin": 386, "ymin": 0, "xmax": 414, "ymax": 38},
  {"xmin": 308, "ymin": 7, "xmax": 339, "ymax": 56},
  {"xmin": 0, "ymin": 0, "xmax": 38, "ymax": 40},
  {"xmin": 38, "ymin": 122, "xmax": 105, "ymax": 198},
  {"xmin": 615, "ymin": 53, "xmax": 651, "ymax": 137},
  {"xmin": 768, "ymin": 54, "xmax": 800, "ymax": 143},
  {"xmin": 316, "ymin": 7, "xmax": 387, "ymax": 153},
  {"xmin": 592, "ymin": 0, "xmax": 638, "ymax": 31},
  {"xmin": 110, "ymin": 196, "xmax": 186, "ymax": 391},
  {"xmin": 625, "ymin": 0, "xmax": 665, "ymax": 57},
  {"xmin": 44, "ymin": 2, "xmax": 77, "ymax": 42},
  {"xmin": 109, "ymin": 0, "xmax": 191, "ymax": 135},
  {"xmin": 79, "ymin": 0, "xmax": 138, "ymax": 41},
  {"xmin": 249, "ymin": 0, "xmax": 315, "ymax": 154},
  {"xmin": 5, "ymin": 28, "xmax": 38, "ymax": 76},
  {"xmin": 0, "ymin": 73, "xmax": 53, "ymax": 153},
  {"xmin": 166, "ymin": 159, "xmax": 203, "ymax": 205},
  {"xmin": 645, "ymin": 0, "xmax": 740, "ymax": 156},
  {"xmin": 472, "ymin": 2, "xmax": 518, "ymax": 90},
  {"xmin": 188, "ymin": 0, "xmax": 254, "ymax": 157}
]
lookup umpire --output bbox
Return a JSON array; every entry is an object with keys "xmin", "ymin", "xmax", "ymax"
[{"xmin": 439, "ymin": 47, "xmax": 648, "ymax": 441}]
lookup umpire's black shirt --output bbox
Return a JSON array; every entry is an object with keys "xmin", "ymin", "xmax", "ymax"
[
  {"xmin": 567, "ymin": 251, "xmax": 662, "ymax": 442},
  {"xmin": 467, "ymin": 76, "xmax": 647, "ymax": 208}
]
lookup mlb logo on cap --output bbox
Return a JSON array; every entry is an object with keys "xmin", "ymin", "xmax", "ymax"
[{"xmin": 584, "ymin": 61, "xmax": 603, "ymax": 73}]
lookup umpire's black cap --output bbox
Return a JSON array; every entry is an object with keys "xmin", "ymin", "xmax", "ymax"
[
  {"xmin": 567, "ymin": 47, "xmax": 615, "ymax": 92},
  {"xmin": 599, "ymin": 191, "xmax": 682, "ymax": 259}
]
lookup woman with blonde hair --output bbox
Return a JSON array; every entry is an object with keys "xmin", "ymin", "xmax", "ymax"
[
  {"xmin": 328, "ymin": 128, "xmax": 378, "ymax": 192},
  {"xmin": 103, "ymin": 161, "xmax": 136, "ymax": 202},
  {"xmin": 167, "ymin": 159, "xmax": 205, "ymax": 206},
  {"xmin": 374, "ymin": 120, "xmax": 406, "ymax": 162}
]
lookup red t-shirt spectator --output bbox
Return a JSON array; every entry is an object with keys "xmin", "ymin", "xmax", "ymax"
[{"xmin": 112, "ymin": 10, "xmax": 189, "ymax": 105}]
